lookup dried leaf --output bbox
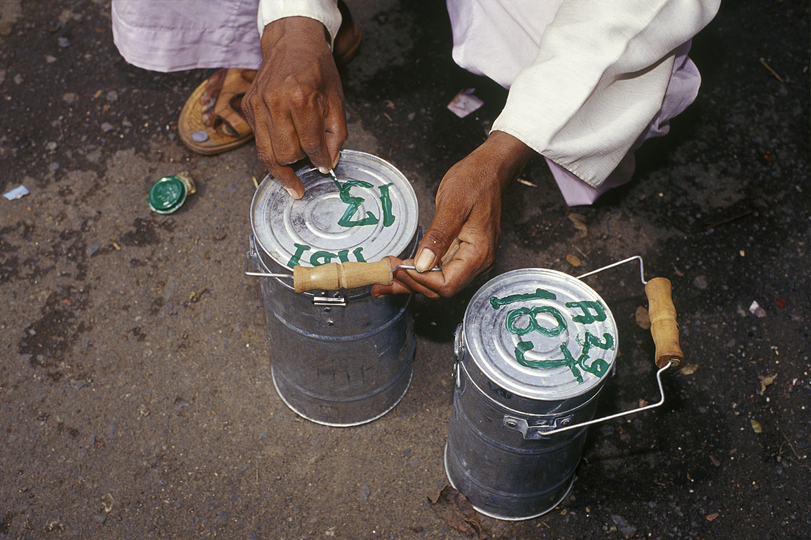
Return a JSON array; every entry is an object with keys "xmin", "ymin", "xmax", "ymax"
[
  {"xmin": 568, "ymin": 213, "xmax": 588, "ymax": 238},
  {"xmin": 679, "ymin": 364, "xmax": 698, "ymax": 376},
  {"xmin": 750, "ymin": 419, "xmax": 762, "ymax": 433},
  {"xmin": 428, "ymin": 486, "xmax": 484, "ymax": 539},
  {"xmin": 101, "ymin": 493, "xmax": 115, "ymax": 513},
  {"xmin": 635, "ymin": 306, "xmax": 651, "ymax": 329},
  {"xmin": 566, "ymin": 254, "xmax": 581, "ymax": 267},
  {"xmin": 758, "ymin": 373, "xmax": 777, "ymax": 395}
]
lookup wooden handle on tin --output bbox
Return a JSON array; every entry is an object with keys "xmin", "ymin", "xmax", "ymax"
[
  {"xmin": 645, "ymin": 277, "xmax": 684, "ymax": 368},
  {"xmin": 292, "ymin": 259, "xmax": 393, "ymax": 293}
]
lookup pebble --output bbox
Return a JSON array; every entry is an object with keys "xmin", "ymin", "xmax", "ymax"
[
  {"xmin": 749, "ymin": 301, "xmax": 767, "ymax": 318},
  {"xmin": 106, "ymin": 91, "xmax": 118, "ymax": 102},
  {"xmin": 101, "ymin": 123, "xmax": 114, "ymax": 133},
  {"xmin": 360, "ymin": 485, "xmax": 371, "ymax": 500},
  {"xmin": 46, "ymin": 55, "xmax": 57, "ymax": 64},
  {"xmin": 58, "ymin": 37, "xmax": 70, "ymax": 48},
  {"xmin": 693, "ymin": 275, "xmax": 708, "ymax": 290},
  {"xmin": 63, "ymin": 92, "xmax": 78, "ymax": 104},
  {"xmin": 611, "ymin": 515, "xmax": 637, "ymax": 537}
]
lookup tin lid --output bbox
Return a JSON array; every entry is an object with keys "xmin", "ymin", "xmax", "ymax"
[
  {"xmin": 149, "ymin": 175, "xmax": 187, "ymax": 214},
  {"xmin": 462, "ymin": 268, "xmax": 618, "ymax": 401},
  {"xmin": 250, "ymin": 150, "xmax": 419, "ymax": 269}
]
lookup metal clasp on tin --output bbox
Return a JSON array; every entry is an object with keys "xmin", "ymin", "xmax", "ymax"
[
  {"xmin": 312, "ymin": 294, "xmax": 347, "ymax": 307},
  {"xmin": 503, "ymin": 415, "xmax": 576, "ymax": 440}
]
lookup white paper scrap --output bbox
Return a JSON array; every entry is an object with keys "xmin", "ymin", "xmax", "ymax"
[
  {"xmin": 447, "ymin": 88, "xmax": 483, "ymax": 118},
  {"xmin": 3, "ymin": 185, "xmax": 30, "ymax": 200}
]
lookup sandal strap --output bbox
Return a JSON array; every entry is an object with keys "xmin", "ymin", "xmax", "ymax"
[
  {"xmin": 216, "ymin": 95, "xmax": 252, "ymax": 137},
  {"xmin": 212, "ymin": 69, "xmax": 254, "ymax": 137}
]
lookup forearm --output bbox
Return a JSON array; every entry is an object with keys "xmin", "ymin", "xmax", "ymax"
[{"xmin": 467, "ymin": 131, "xmax": 535, "ymax": 197}]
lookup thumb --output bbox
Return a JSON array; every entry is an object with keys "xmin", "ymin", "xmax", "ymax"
[{"xmin": 414, "ymin": 210, "xmax": 462, "ymax": 273}]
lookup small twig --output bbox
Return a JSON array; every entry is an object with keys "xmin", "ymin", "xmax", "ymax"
[
  {"xmin": 759, "ymin": 58, "xmax": 785, "ymax": 83},
  {"xmin": 162, "ymin": 82, "xmax": 187, "ymax": 97},
  {"xmin": 702, "ymin": 210, "xmax": 755, "ymax": 230},
  {"xmin": 778, "ymin": 425, "xmax": 805, "ymax": 460}
]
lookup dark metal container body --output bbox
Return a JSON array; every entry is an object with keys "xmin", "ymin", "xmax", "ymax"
[
  {"xmin": 249, "ymin": 151, "xmax": 419, "ymax": 426},
  {"xmin": 444, "ymin": 269, "xmax": 618, "ymax": 519}
]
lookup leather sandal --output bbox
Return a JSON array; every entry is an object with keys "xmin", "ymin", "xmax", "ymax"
[
  {"xmin": 334, "ymin": 0, "xmax": 362, "ymax": 66},
  {"xmin": 178, "ymin": 68, "xmax": 255, "ymax": 155}
]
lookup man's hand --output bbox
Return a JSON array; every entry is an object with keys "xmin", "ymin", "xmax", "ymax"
[
  {"xmin": 371, "ymin": 131, "xmax": 535, "ymax": 299},
  {"xmin": 242, "ymin": 17, "xmax": 347, "ymax": 199}
]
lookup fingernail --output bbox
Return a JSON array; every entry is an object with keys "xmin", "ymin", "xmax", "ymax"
[
  {"xmin": 317, "ymin": 166, "xmax": 330, "ymax": 175},
  {"xmin": 414, "ymin": 249, "xmax": 435, "ymax": 273},
  {"xmin": 331, "ymin": 154, "xmax": 340, "ymax": 169},
  {"xmin": 285, "ymin": 187, "xmax": 301, "ymax": 199}
]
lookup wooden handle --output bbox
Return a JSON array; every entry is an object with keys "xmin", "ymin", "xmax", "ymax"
[
  {"xmin": 292, "ymin": 259, "xmax": 393, "ymax": 293},
  {"xmin": 645, "ymin": 277, "xmax": 684, "ymax": 368}
]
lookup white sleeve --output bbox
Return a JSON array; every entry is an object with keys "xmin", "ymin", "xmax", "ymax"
[
  {"xmin": 257, "ymin": 0, "xmax": 341, "ymax": 49},
  {"xmin": 491, "ymin": 0, "xmax": 721, "ymax": 188}
]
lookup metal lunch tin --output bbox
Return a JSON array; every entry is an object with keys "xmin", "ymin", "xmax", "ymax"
[
  {"xmin": 248, "ymin": 150, "xmax": 420, "ymax": 427},
  {"xmin": 445, "ymin": 268, "xmax": 619, "ymax": 520}
]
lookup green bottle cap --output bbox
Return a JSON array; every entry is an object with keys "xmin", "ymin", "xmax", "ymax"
[{"xmin": 149, "ymin": 175, "xmax": 188, "ymax": 214}]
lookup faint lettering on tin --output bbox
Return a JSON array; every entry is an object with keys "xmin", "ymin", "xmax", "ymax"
[
  {"xmin": 489, "ymin": 288, "xmax": 614, "ymax": 383},
  {"xmin": 286, "ymin": 244, "xmax": 366, "ymax": 269},
  {"xmin": 334, "ymin": 179, "xmax": 396, "ymax": 228}
]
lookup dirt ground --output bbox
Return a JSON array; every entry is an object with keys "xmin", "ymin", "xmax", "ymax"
[{"xmin": 1, "ymin": 1, "xmax": 809, "ymax": 539}]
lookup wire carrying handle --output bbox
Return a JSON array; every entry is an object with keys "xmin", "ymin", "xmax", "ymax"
[{"xmin": 522, "ymin": 256, "xmax": 683, "ymax": 437}]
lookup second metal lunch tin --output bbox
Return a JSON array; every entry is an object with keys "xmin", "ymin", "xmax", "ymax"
[{"xmin": 445, "ymin": 268, "xmax": 619, "ymax": 520}]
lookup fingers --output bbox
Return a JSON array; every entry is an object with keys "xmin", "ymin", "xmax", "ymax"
[
  {"xmin": 414, "ymin": 198, "xmax": 467, "ymax": 273},
  {"xmin": 371, "ymin": 258, "xmax": 444, "ymax": 299},
  {"xmin": 246, "ymin": 17, "xmax": 347, "ymax": 197},
  {"xmin": 324, "ymin": 103, "xmax": 348, "ymax": 170},
  {"xmin": 244, "ymin": 101, "xmax": 306, "ymax": 198}
]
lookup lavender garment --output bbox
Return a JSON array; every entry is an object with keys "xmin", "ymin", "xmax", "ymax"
[{"xmin": 111, "ymin": 0, "xmax": 263, "ymax": 71}]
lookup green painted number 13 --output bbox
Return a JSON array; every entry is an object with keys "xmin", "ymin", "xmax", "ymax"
[{"xmin": 335, "ymin": 179, "xmax": 395, "ymax": 228}]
